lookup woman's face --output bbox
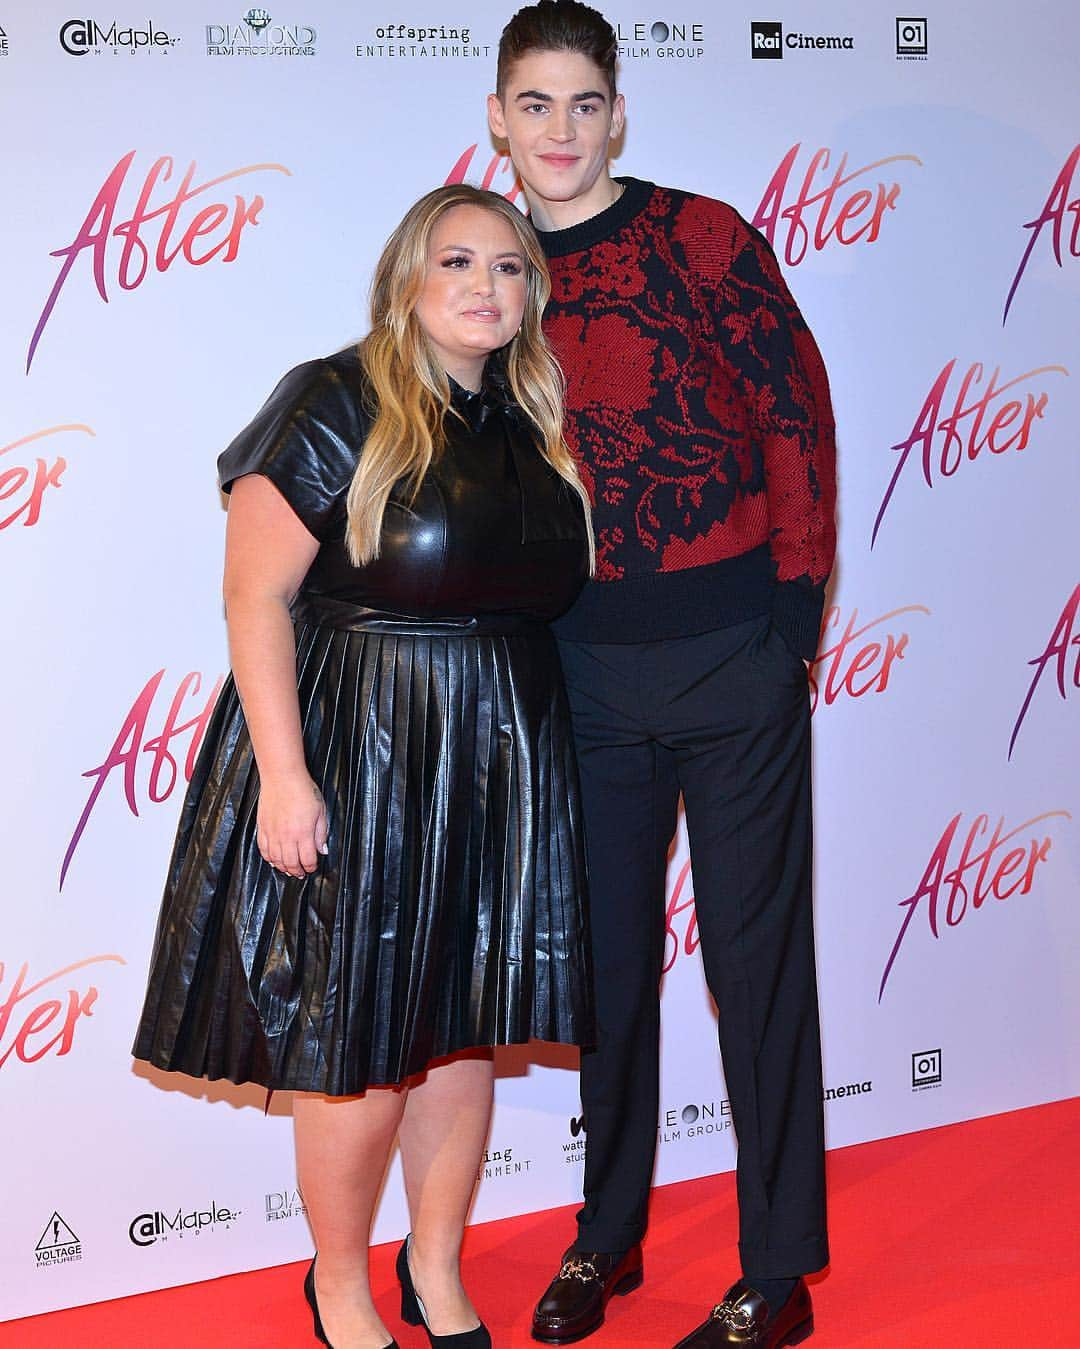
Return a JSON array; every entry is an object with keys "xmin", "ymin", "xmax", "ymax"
[{"xmin": 413, "ymin": 204, "xmax": 528, "ymax": 389}]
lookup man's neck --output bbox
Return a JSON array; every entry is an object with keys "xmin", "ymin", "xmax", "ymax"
[{"xmin": 525, "ymin": 171, "xmax": 623, "ymax": 233}]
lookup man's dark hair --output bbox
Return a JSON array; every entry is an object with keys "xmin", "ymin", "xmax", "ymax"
[{"xmin": 497, "ymin": 1, "xmax": 618, "ymax": 100}]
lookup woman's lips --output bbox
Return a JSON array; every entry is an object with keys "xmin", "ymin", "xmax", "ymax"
[{"xmin": 462, "ymin": 308, "xmax": 501, "ymax": 320}]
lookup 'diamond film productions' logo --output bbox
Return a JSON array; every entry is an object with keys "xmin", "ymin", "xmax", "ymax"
[
  {"xmin": 265, "ymin": 1189, "xmax": 306, "ymax": 1223},
  {"xmin": 912, "ymin": 1049, "xmax": 942, "ymax": 1091},
  {"xmin": 896, "ymin": 17, "xmax": 928, "ymax": 59},
  {"xmin": 751, "ymin": 21, "xmax": 782, "ymax": 58},
  {"xmin": 35, "ymin": 1213, "xmax": 82, "ymax": 1268},
  {"xmin": 205, "ymin": 10, "xmax": 316, "ymax": 56}
]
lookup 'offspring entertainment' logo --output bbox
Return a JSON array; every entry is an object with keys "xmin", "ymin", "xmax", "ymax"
[
  {"xmin": 206, "ymin": 10, "xmax": 317, "ymax": 56},
  {"xmin": 59, "ymin": 18, "xmax": 181, "ymax": 55},
  {"xmin": 35, "ymin": 1213, "xmax": 82, "ymax": 1268},
  {"xmin": 355, "ymin": 23, "xmax": 490, "ymax": 60},
  {"xmin": 912, "ymin": 1049, "xmax": 941, "ymax": 1090},
  {"xmin": 896, "ymin": 17, "xmax": 928, "ymax": 59}
]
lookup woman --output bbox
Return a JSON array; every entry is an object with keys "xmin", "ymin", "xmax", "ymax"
[{"xmin": 133, "ymin": 184, "xmax": 595, "ymax": 1349}]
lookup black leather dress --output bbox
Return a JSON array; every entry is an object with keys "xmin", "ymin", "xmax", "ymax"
[{"xmin": 133, "ymin": 347, "xmax": 593, "ymax": 1094}]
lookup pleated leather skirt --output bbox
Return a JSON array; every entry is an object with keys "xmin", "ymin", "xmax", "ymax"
[{"xmin": 133, "ymin": 601, "xmax": 593, "ymax": 1095}]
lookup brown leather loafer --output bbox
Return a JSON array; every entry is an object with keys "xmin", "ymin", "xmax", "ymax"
[
  {"xmin": 531, "ymin": 1245, "xmax": 644, "ymax": 1343},
  {"xmin": 671, "ymin": 1278, "xmax": 813, "ymax": 1348}
]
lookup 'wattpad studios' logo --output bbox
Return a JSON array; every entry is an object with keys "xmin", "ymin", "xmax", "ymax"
[
  {"xmin": 129, "ymin": 1200, "xmax": 240, "ymax": 1246},
  {"xmin": 355, "ymin": 23, "xmax": 491, "ymax": 60},
  {"xmin": 59, "ymin": 18, "xmax": 181, "ymax": 55},
  {"xmin": 896, "ymin": 17, "xmax": 928, "ymax": 60},
  {"xmin": 265, "ymin": 1188, "xmax": 306, "ymax": 1223},
  {"xmin": 35, "ymin": 1212, "xmax": 82, "ymax": 1268},
  {"xmin": 616, "ymin": 18, "xmax": 704, "ymax": 61},
  {"xmin": 206, "ymin": 9, "xmax": 317, "ymax": 56},
  {"xmin": 563, "ymin": 1113, "xmax": 587, "ymax": 1164},
  {"xmin": 912, "ymin": 1049, "xmax": 942, "ymax": 1091},
  {"xmin": 750, "ymin": 20, "xmax": 854, "ymax": 57}
]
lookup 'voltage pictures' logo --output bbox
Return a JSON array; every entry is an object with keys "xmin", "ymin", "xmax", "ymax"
[
  {"xmin": 129, "ymin": 1201, "xmax": 239, "ymax": 1246},
  {"xmin": 896, "ymin": 17, "xmax": 928, "ymax": 59},
  {"xmin": 206, "ymin": 10, "xmax": 316, "ymax": 56},
  {"xmin": 35, "ymin": 1213, "xmax": 82, "ymax": 1267},
  {"xmin": 59, "ymin": 18, "xmax": 180, "ymax": 55}
]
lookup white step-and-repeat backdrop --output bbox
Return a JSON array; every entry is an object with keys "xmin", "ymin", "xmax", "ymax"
[{"xmin": 3, "ymin": 0, "xmax": 1078, "ymax": 1323}]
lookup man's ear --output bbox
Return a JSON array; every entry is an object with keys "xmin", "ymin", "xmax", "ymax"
[
  {"xmin": 488, "ymin": 92, "xmax": 508, "ymax": 140},
  {"xmin": 610, "ymin": 92, "xmax": 626, "ymax": 141}
]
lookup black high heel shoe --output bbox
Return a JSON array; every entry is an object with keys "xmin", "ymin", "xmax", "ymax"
[
  {"xmin": 304, "ymin": 1257, "xmax": 400, "ymax": 1349},
  {"xmin": 396, "ymin": 1236, "xmax": 492, "ymax": 1348}
]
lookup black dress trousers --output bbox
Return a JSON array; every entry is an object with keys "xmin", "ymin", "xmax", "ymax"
[{"xmin": 557, "ymin": 615, "xmax": 829, "ymax": 1279}]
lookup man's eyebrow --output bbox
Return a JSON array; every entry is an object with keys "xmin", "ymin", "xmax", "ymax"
[{"xmin": 514, "ymin": 88, "xmax": 607, "ymax": 103}]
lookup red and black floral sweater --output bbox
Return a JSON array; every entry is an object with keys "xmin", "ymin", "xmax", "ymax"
[{"xmin": 538, "ymin": 177, "xmax": 836, "ymax": 659}]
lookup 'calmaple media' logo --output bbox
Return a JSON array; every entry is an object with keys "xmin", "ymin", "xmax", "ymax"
[
  {"xmin": 129, "ymin": 1201, "xmax": 240, "ymax": 1246},
  {"xmin": 59, "ymin": 18, "xmax": 180, "ymax": 55},
  {"xmin": 35, "ymin": 1213, "xmax": 82, "ymax": 1268}
]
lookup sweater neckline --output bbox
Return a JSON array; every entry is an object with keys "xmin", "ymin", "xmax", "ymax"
[{"xmin": 534, "ymin": 176, "xmax": 655, "ymax": 257}]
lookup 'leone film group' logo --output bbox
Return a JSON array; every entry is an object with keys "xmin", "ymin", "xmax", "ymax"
[{"xmin": 616, "ymin": 18, "xmax": 704, "ymax": 61}]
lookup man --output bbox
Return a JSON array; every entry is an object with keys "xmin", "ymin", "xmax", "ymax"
[{"xmin": 488, "ymin": 4, "xmax": 836, "ymax": 1348}]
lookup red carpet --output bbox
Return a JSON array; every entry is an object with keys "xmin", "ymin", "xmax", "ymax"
[{"xmin": 7, "ymin": 1097, "xmax": 1077, "ymax": 1347}]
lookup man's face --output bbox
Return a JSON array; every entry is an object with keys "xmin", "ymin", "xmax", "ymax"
[{"xmin": 488, "ymin": 49, "xmax": 624, "ymax": 213}]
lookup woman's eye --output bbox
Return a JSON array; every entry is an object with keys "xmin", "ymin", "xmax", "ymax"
[
  {"xmin": 441, "ymin": 256, "xmax": 469, "ymax": 268},
  {"xmin": 496, "ymin": 262, "xmax": 523, "ymax": 275}
]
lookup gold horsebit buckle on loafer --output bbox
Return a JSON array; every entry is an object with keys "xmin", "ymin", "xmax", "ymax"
[
  {"xmin": 558, "ymin": 1256, "xmax": 601, "ymax": 1284},
  {"xmin": 710, "ymin": 1299, "xmax": 756, "ymax": 1329}
]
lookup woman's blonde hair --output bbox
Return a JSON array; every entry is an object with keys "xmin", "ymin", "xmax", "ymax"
[{"xmin": 346, "ymin": 183, "xmax": 593, "ymax": 570}]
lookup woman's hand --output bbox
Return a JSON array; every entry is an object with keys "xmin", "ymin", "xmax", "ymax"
[{"xmin": 256, "ymin": 772, "xmax": 329, "ymax": 879}]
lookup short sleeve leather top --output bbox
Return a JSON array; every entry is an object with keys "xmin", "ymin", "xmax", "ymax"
[{"xmin": 217, "ymin": 347, "xmax": 589, "ymax": 623}]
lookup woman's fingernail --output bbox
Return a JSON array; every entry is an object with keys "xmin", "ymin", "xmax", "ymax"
[{"xmin": 319, "ymin": 843, "xmax": 329, "ymax": 854}]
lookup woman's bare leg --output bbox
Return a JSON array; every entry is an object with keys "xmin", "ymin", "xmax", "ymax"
[
  {"xmin": 294, "ymin": 1089, "xmax": 406, "ymax": 1347},
  {"xmin": 398, "ymin": 1053, "xmax": 495, "ymax": 1334}
]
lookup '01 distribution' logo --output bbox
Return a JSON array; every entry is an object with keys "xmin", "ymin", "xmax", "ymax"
[
  {"xmin": 896, "ymin": 17, "xmax": 928, "ymax": 59},
  {"xmin": 59, "ymin": 18, "xmax": 180, "ymax": 55}
]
